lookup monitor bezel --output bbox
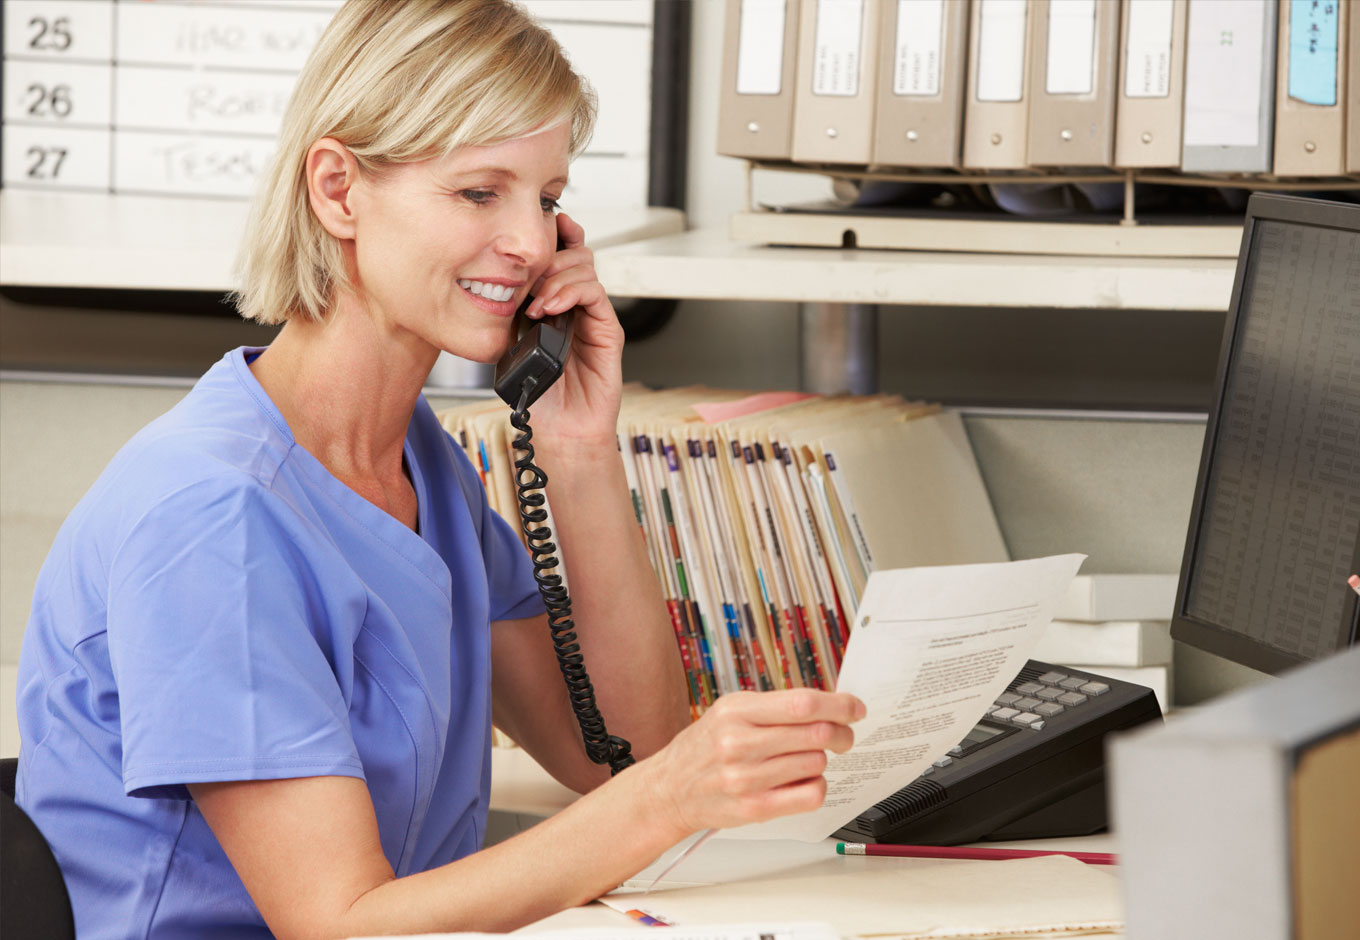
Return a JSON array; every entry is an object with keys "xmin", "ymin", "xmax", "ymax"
[{"xmin": 1170, "ymin": 193, "xmax": 1360, "ymax": 676}]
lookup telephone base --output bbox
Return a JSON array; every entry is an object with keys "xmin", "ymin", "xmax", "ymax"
[{"xmin": 834, "ymin": 661, "xmax": 1162, "ymax": 847}]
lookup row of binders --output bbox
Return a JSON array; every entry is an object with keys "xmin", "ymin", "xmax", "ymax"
[
  {"xmin": 438, "ymin": 389, "xmax": 1009, "ymax": 713},
  {"xmin": 718, "ymin": 0, "xmax": 1360, "ymax": 177}
]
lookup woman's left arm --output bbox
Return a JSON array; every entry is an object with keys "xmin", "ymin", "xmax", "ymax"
[{"xmin": 489, "ymin": 213, "xmax": 689, "ymax": 792}]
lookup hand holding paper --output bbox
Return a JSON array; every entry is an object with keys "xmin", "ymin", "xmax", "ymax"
[
  {"xmin": 724, "ymin": 553, "xmax": 1086, "ymax": 842},
  {"xmin": 641, "ymin": 685, "xmax": 865, "ymax": 840}
]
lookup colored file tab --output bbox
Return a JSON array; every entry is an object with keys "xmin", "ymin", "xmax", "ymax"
[{"xmin": 1288, "ymin": 0, "xmax": 1339, "ymax": 106}]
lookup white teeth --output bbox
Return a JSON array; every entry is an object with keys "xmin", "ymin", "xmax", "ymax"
[{"xmin": 458, "ymin": 279, "xmax": 513, "ymax": 302}]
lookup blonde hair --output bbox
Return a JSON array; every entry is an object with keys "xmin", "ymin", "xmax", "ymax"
[{"xmin": 233, "ymin": 0, "xmax": 596, "ymax": 325}]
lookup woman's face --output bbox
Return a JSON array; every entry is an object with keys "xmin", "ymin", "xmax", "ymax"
[{"xmin": 347, "ymin": 122, "xmax": 570, "ymax": 363}]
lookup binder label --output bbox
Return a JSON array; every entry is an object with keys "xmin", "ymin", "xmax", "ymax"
[
  {"xmin": 1287, "ymin": 0, "xmax": 1339, "ymax": 107},
  {"xmin": 893, "ymin": 0, "xmax": 944, "ymax": 96},
  {"xmin": 812, "ymin": 0, "xmax": 864, "ymax": 96},
  {"xmin": 1045, "ymin": 0, "xmax": 1097, "ymax": 95},
  {"xmin": 1124, "ymin": 0, "xmax": 1175, "ymax": 98},
  {"xmin": 736, "ymin": 0, "xmax": 787, "ymax": 96},
  {"xmin": 976, "ymin": 0, "xmax": 1028, "ymax": 102},
  {"xmin": 1183, "ymin": 0, "xmax": 1267, "ymax": 147}
]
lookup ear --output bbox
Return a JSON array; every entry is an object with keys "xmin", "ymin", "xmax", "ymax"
[{"xmin": 305, "ymin": 137, "xmax": 360, "ymax": 240}]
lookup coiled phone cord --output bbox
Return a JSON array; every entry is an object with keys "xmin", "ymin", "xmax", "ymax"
[{"xmin": 509, "ymin": 387, "xmax": 635, "ymax": 776}]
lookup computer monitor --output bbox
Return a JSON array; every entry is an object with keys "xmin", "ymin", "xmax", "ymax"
[{"xmin": 1171, "ymin": 193, "xmax": 1360, "ymax": 675}]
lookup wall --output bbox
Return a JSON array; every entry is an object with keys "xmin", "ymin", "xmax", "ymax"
[{"xmin": 622, "ymin": 0, "xmax": 1226, "ymax": 412}]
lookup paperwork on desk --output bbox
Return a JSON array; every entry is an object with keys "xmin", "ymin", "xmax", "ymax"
[
  {"xmin": 728, "ymin": 554, "xmax": 1086, "ymax": 842},
  {"xmin": 351, "ymin": 925, "xmax": 838, "ymax": 940},
  {"xmin": 603, "ymin": 855, "xmax": 1122, "ymax": 939}
]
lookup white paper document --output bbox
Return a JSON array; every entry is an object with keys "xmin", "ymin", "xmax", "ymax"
[
  {"xmin": 350, "ymin": 924, "xmax": 839, "ymax": 940},
  {"xmin": 726, "ymin": 554, "xmax": 1086, "ymax": 842}
]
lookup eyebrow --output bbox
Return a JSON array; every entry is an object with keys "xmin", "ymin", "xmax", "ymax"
[{"xmin": 454, "ymin": 166, "xmax": 569, "ymax": 188}]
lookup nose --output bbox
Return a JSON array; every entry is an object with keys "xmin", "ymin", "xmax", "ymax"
[{"xmin": 495, "ymin": 201, "xmax": 555, "ymax": 270}]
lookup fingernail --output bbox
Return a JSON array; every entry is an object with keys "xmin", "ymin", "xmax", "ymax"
[
  {"xmin": 542, "ymin": 296, "xmax": 565, "ymax": 313},
  {"xmin": 854, "ymin": 700, "xmax": 867, "ymax": 721}
]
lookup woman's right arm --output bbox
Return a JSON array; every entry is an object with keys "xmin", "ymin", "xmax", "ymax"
[{"xmin": 190, "ymin": 688, "xmax": 864, "ymax": 940}]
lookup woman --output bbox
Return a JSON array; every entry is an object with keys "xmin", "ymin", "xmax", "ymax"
[{"xmin": 15, "ymin": 2, "xmax": 864, "ymax": 936}]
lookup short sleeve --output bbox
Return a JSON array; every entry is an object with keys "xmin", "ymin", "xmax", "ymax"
[
  {"xmin": 106, "ymin": 477, "xmax": 366, "ymax": 799},
  {"xmin": 456, "ymin": 456, "xmax": 542, "ymax": 624}
]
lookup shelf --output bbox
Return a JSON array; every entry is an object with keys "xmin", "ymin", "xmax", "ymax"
[
  {"xmin": 730, "ymin": 209, "xmax": 1245, "ymax": 258},
  {"xmin": 594, "ymin": 226, "xmax": 1237, "ymax": 311},
  {"xmin": 0, "ymin": 189, "xmax": 685, "ymax": 292},
  {"xmin": 2, "ymin": 186, "xmax": 1241, "ymax": 312}
]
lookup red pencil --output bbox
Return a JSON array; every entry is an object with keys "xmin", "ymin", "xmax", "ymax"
[{"xmin": 837, "ymin": 842, "xmax": 1118, "ymax": 866}]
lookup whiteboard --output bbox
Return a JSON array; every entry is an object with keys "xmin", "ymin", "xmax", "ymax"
[{"xmin": 1, "ymin": 0, "xmax": 654, "ymax": 207}]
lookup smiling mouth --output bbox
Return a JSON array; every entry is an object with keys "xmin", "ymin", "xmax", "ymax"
[{"xmin": 458, "ymin": 279, "xmax": 516, "ymax": 303}]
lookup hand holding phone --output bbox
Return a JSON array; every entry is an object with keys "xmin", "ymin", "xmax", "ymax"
[
  {"xmin": 493, "ymin": 234, "xmax": 575, "ymax": 411},
  {"xmin": 492, "ymin": 305, "xmax": 572, "ymax": 411}
]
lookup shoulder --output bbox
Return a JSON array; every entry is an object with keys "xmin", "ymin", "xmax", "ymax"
[{"xmin": 70, "ymin": 353, "xmax": 300, "ymax": 546}]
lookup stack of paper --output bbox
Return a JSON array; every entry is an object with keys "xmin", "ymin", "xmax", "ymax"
[
  {"xmin": 351, "ymin": 924, "xmax": 839, "ymax": 940},
  {"xmin": 438, "ymin": 389, "xmax": 1010, "ymax": 715},
  {"xmin": 1038, "ymin": 573, "xmax": 1179, "ymax": 711},
  {"xmin": 603, "ymin": 855, "xmax": 1124, "ymax": 939}
]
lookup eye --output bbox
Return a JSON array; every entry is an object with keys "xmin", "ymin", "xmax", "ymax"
[
  {"xmin": 459, "ymin": 189, "xmax": 496, "ymax": 205},
  {"xmin": 541, "ymin": 196, "xmax": 561, "ymax": 214}
]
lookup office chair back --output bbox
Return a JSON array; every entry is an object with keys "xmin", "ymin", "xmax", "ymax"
[{"xmin": 1, "ymin": 757, "xmax": 77, "ymax": 940}]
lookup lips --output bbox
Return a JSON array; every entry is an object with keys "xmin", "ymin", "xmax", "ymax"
[
  {"xmin": 457, "ymin": 280, "xmax": 520, "ymax": 316},
  {"xmin": 457, "ymin": 278, "xmax": 517, "ymax": 302}
]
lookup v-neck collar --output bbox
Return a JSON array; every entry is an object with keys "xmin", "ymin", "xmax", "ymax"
[{"xmin": 228, "ymin": 347, "xmax": 450, "ymax": 598}]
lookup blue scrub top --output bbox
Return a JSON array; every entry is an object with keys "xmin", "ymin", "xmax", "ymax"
[{"xmin": 15, "ymin": 347, "xmax": 544, "ymax": 938}]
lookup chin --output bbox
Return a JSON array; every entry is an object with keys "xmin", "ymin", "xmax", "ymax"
[{"xmin": 441, "ymin": 329, "xmax": 514, "ymax": 366}]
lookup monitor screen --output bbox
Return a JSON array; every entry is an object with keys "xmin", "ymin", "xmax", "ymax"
[{"xmin": 1172, "ymin": 195, "xmax": 1360, "ymax": 675}]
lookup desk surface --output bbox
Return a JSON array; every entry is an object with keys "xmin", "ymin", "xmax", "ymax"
[{"xmin": 488, "ymin": 748, "xmax": 1122, "ymax": 936}]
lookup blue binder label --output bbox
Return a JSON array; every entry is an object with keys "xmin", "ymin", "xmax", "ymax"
[{"xmin": 1288, "ymin": 0, "xmax": 1339, "ymax": 107}]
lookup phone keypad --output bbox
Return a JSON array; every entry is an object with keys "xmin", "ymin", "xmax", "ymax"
[
  {"xmin": 990, "ymin": 668, "xmax": 1110, "ymax": 728},
  {"xmin": 915, "ymin": 666, "xmax": 1115, "ymax": 790}
]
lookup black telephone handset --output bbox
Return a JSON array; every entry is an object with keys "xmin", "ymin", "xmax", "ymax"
[
  {"xmin": 493, "ymin": 263, "xmax": 634, "ymax": 777},
  {"xmin": 492, "ymin": 300, "xmax": 572, "ymax": 413}
]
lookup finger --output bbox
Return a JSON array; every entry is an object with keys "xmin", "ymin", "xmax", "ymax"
[
  {"xmin": 555, "ymin": 211, "xmax": 586, "ymax": 250},
  {"xmin": 533, "ymin": 243, "xmax": 594, "ymax": 291},
  {"xmin": 737, "ymin": 689, "xmax": 867, "ymax": 727},
  {"xmin": 730, "ymin": 720, "xmax": 855, "ymax": 764},
  {"xmin": 742, "ymin": 776, "xmax": 829, "ymax": 823},
  {"xmin": 708, "ymin": 749, "xmax": 829, "ymax": 804},
  {"xmin": 746, "ymin": 750, "xmax": 831, "ymax": 794},
  {"xmin": 527, "ymin": 253, "xmax": 597, "ymax": 315},
  {"xmin": 527, "ymin": 269, "xmax": 604, "ymax": 318}
]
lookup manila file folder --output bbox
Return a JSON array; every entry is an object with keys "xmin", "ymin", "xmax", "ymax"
[
  {"xmin": 871, "ymin": 0, "xmax": 969, "ymax": 168},
  {"xmin": 1027, "ymin": 0, "xmax": 1120, "ymax": 167},
  {"xmin": 1272, "ymin": 0, "xmax": 1349, "ymax": 177},
  {"xmin": 717, "ymin": 0, "xmax": 802, "ymax": 160},
  {"xmin": 1114, "ymin": 0, "xmax": 1188, "ymax": 168},
  {"xmin": 963, "ymin": 0, "xmax": 1034, "ymax": 169},
  {"xmin": 808, "ymin": 410, "xmax": 1009, "ymax": 572},
  {"xmin": 791, "ymin": 0, "xmax": 883, "ymax": 165}
]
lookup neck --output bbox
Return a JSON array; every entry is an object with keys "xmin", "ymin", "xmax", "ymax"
[{"xmin": 250, "ymin": 296, "xmax": 438, "ymax": 486}]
